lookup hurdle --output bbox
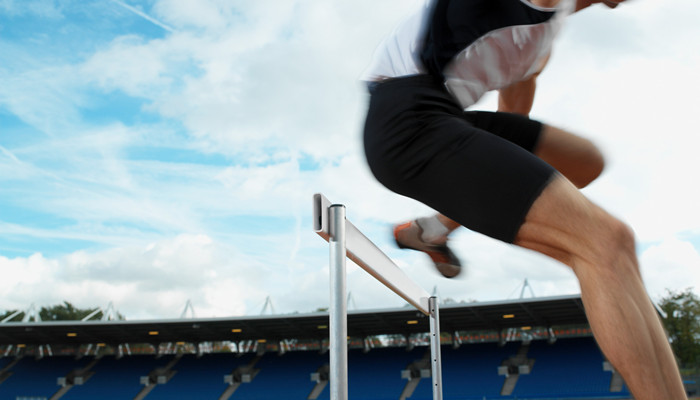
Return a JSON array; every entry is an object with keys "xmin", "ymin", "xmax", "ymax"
[{"xmin": 313, "ymin": 194, "xmax": 443, "ymax": 400}]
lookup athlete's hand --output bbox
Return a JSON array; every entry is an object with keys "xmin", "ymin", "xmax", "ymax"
[{"xmin": 601, "ymin": 0, "xmax": 623, "ymax": 8}]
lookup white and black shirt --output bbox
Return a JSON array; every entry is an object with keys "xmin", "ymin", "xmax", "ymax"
[{"xmin": 362, "ymin": 0, "xmax": 575, "ymax": 108}]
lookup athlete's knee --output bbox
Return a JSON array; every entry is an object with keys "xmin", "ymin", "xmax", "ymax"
[
  {"xmin": 604, "ymin": 217, "xmax": 635, "ymax": 255},
  {"xmin": 536, "ymin": 125, "xmax": 605, "ymax": 188},
  {"xmin": 517, "ymin": 177, "xmax": 634, "ymax": 273},
  {"xmin": 588, "ymin": 215, "xmax": 638, "ymax": 274}
]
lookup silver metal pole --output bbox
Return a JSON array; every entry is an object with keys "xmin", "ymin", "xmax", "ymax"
[
  {"xmin": 315, "ymin": 195, "xmax": 444, "ymax": 400},
  {"xmin": 429, "ymin": 296, "xmax": 443, "ymax": 400},
  {"xmin": 329, "ymin": 205, "xmax": 348, "ymax": 400}
]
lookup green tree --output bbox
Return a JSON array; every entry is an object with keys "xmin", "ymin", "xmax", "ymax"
[
  {"xmin": 39, "ymin": 301, "xmax": 97, "ymax": 321},
  {"xmin": 659, "ymin": 288, "xmax": 700, "ymax": 369},
  {"xmin": 2, "ymin": 302, "xmax": 125, "ymax": 322}
]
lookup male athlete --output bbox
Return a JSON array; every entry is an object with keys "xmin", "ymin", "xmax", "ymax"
[{"xmin": 361, "ymin": 0, "xmax": 687, "ymax": 398}]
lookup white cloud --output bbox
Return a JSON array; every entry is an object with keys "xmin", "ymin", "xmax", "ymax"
[
  {"xmin": 80, "ymin": 34, "xmax": 188, "ymax": 99},
  {"xmin": 0, "ymin": 0, "xmax": 63, "ymax": 18},
  {"xmin": 72, "ymin": 0, "xmax": 425, "ymax": 163},
  {"xmin": 153, "ymin": 0, "xmax": 249, "ymax": 33},
  {"xmin": 0, "ymin": 64, "xmax": 84, "ymax": 136},
  {"xmin": 0, "ymin": 234, "xmax": 270, "ymax": 319},
  {"xmin": 640, "ymin": 237, "xmax": 700, "ymax": 302}
]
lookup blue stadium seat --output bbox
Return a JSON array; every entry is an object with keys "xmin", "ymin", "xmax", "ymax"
[
  {"xmin": 235, "ymin": 350, "xmax": 329, "ymax": 400},
  {"xmin": 512, "ymin": 337, "xmax": 630, "ymax": 399},
  {"xmin": 148, "ymin": 352, "xmax": 256, "ymax": 400},
  {"xmin": 62, "ymin": 355, "xmax": 176, "ymax": 400},
  {"xmin": 410, "ymin": 341, "xmax": 519, "ymax": 400},
  {"xmin": 0, "ymin": 356, "xmax": 90, "ymax": 400},
  {"xmin": 0, "ymin": 337, "xmax": 633, "ymax": 400},
  {"xmin": 344, "ymin": 346, "xmax": 427, "ymax": 400}
]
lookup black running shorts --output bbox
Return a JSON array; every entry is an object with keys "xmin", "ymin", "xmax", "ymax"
[{"xmin": 363, "ymin": 75, "xmax": 555, "ymax": 243}]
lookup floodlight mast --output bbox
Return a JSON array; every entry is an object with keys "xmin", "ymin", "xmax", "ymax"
[{"xmin": 313, "ymin": 193, "xmax": 443, "ymax": 400}]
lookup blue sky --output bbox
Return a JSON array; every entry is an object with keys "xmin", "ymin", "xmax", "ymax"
[{"xmin": 1, "ymin": 0, "xmax": 699, "ymax": 319}]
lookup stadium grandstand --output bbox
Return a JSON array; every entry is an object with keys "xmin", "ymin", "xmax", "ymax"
[{"xmin": 0, "ymin": 294, "xmax": 649, "ymax": 400}]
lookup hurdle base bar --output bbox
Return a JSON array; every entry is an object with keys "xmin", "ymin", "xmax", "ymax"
[{"xmin": 314, "ymin": 193, "xmax": 443, "ymax": 400}]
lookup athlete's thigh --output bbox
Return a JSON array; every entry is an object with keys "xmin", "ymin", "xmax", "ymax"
[
  {"xmin": 462, "ymin": 111, "xmax": 543, "ymax": 152},
  {"xmin": 398, "ymin": 115, "xmax": 555, "ymax": 243}
]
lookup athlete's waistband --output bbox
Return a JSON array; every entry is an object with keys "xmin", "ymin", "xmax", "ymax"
[{"xmin": 365, "ymin": 74, "xmax": 445, "ymax": 95}]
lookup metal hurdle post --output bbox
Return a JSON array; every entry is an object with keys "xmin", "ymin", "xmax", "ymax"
[{"xmin": 313, "ymin": 194, "xmax": 443, "ymax": 400}]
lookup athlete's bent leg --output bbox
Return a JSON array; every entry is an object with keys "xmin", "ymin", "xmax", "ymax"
[
  {"xmin": 425, "ymin": 123, "xmax": 606, "ymax": 238},
  {"xmin": 515, "ymin": 175, "xmax": 686, "ymax": 400},
  {"xmin": 534, "ymin": 124, "xmax": 604, "ymax": 188}
]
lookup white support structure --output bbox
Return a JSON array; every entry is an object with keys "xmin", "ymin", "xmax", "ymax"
[
  {"xmin": 314, "ymin": 193, "xmax": 443, "ymax": 400},
  {"xmin": 1, "ymin": 310, "xmax": 22, "ymax": 323}
]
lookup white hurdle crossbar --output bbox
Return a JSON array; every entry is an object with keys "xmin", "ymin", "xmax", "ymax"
[{"xmin": 313, "ymin": 193, "xmax": 443, "ymax": 400}]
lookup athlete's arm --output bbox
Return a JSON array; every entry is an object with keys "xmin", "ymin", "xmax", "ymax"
[
  {"xmin": 497, "ymin": 74, "xmax": 538, "ymax": 116},
  {"xmin": 498, "ymin": 50, "xmax": 553, "ymax": 116}
]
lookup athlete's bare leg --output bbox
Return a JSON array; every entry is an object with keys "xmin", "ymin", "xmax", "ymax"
[
  {"xmin": 406, "ymin": 121, "xmax": 684, "ymax": 395},
  {"xmin": 515, "ymin": 176, "xmax": 686, "ymax": 399},
  {"xmin": 535, "ymin": 124, "xmax": 604, "ymax": 188}
]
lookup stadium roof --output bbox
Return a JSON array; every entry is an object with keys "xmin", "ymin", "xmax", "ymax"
[{"xmin": 0, "ymin": 295, "xmax": 586, "ymax": 346}]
